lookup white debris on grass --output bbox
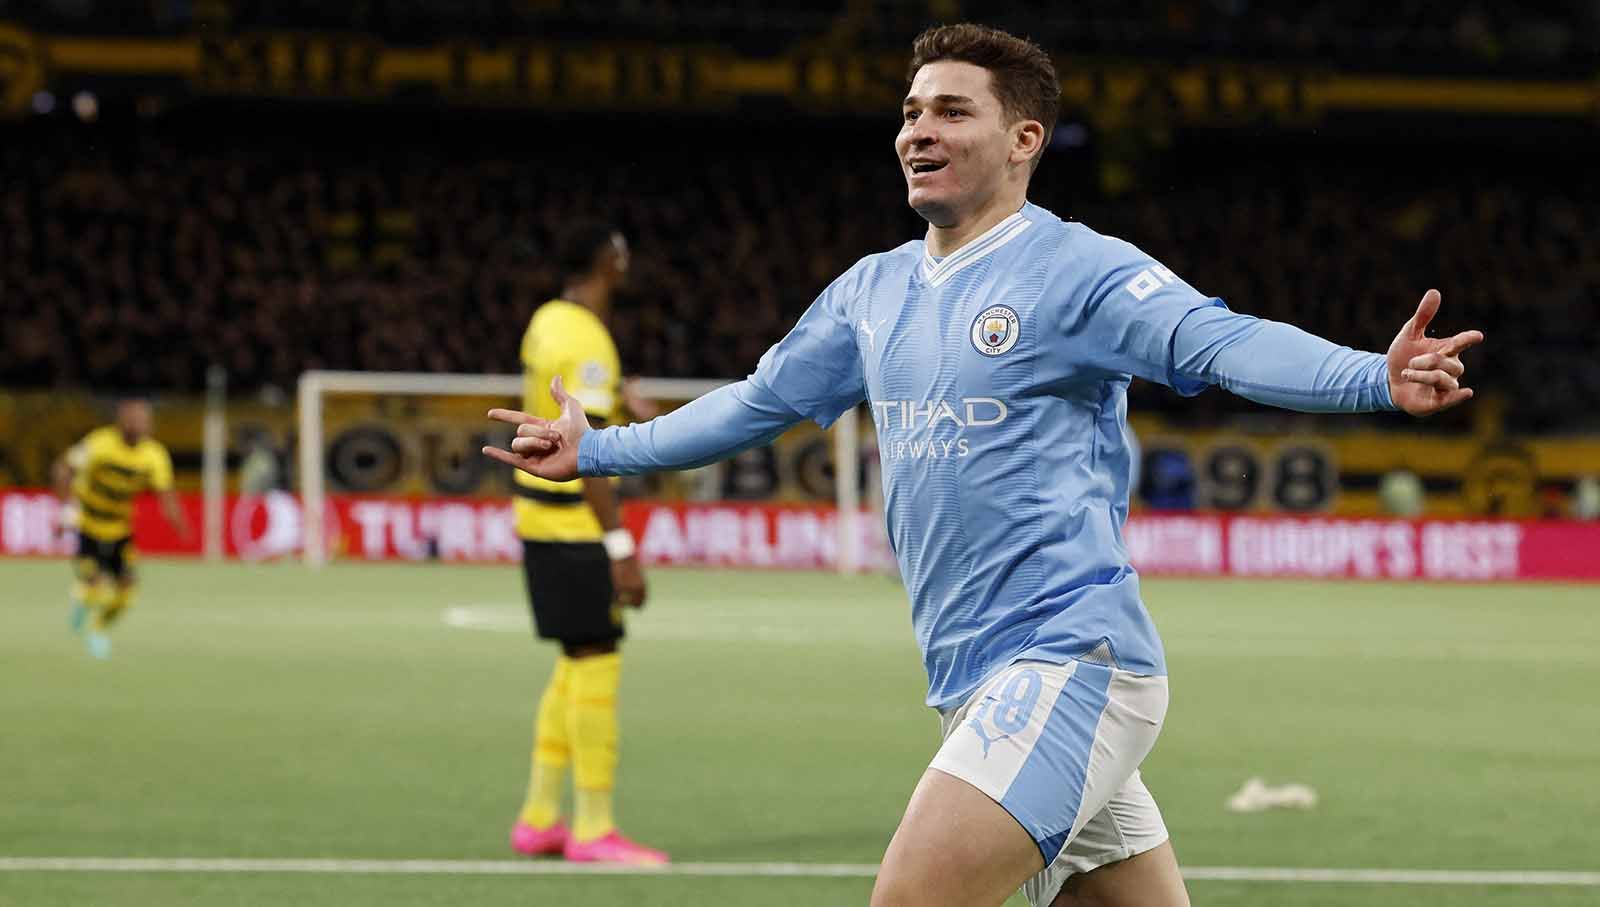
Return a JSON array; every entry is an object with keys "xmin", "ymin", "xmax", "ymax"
[{"xmin": 1226, "ymin": 777, "xmax": 1319, "ymax": 813}]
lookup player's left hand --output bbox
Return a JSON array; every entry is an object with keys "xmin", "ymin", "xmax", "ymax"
[
  {"xmin": 483, "ymin": 376, "xmax": 587, "ymax": 480},
  {"xmin": 56, "ymin": 501, "xmax": 79, "ymax": 538},
  {"xmin": 612, "ymin": 556, "xmax": 647, "ymax": 609},
  {"xmin": 1386, "ymin": 289, "xmax": 1484, "ymax": 417}
]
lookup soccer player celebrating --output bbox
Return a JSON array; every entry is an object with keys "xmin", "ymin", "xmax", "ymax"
[
  {"xmin": 54, "ymin": 396, "xmax": 191, "ymax": 659},
  {"xmin": 506, "ymin": 223, "xmax": 665, "ymax": 864},
  {"xmin": 486, "ymin": 25, "xmax": 1483, "ymax": 906}
]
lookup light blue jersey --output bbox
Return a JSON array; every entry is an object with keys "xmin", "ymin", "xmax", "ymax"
[{"xmin": 581, "ymin": 202, "xmax": 1394, "ymax": 709}]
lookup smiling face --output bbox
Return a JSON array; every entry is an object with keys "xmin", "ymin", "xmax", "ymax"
[{"xmin": 897, "ymin": 61, "xmax": 1041, "ymax": 228}]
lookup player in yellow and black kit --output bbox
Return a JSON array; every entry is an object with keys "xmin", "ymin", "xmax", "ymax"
[
  {"xmin": 506, "ymin": 222, "xmax": 667, "ymax": 864},
  {"xmin": 53, "ymin": 397, "xmax": 192, "ymax": 659}
]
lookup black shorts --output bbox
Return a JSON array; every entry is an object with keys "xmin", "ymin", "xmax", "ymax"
[
  {"xmin": 76, "ymin": 533, "xmax": 133, "ymax": 582},
  {"xmin": 522, "ymin": 540, "xmax": 621, "ymax": 646}
]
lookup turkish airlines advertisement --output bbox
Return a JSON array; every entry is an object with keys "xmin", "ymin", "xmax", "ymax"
[{"xmin": 1, "ymin": 489, "xmax": 1596, "ymax": 582}]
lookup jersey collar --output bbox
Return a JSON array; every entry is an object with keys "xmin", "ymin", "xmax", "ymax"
[{"xmin": 920, "ymin": 208, "xmax": 1032, "ymax": 287}]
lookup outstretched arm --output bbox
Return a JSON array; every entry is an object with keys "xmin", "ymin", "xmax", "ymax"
[
  {"xmin": 487, "ymin": 263, "xmax": 869, "ymax": 481},
  {"xmin": 484, "ymin": 375, "xmax": 805, "ymax": 481},
  {"xmin": 1173, "ymin": 288, "xmax": 1482, "ymax": 416},
  {"xmin": 1066, "ymin": 234, "xmax": 1482, "ymax": 417}
]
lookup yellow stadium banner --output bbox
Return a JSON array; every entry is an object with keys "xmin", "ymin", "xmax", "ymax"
[
  {"xmin": 0, "ymin": 389, "xmax": 841, "ymax": 502},
  {"xmin": 1127, "ymin": 415, "xmax": 1596, "ymax": 519},
  {"xmin": 2, "ymin": 390, "xmax": 1592, "ymax": 516},
  {"xmin": 3, "ymin": 22, "xmax": 1598, "ymax": 122}
]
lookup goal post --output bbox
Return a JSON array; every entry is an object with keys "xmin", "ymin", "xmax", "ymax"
[{"xmin": 295, "ymin": 370, "xmax": 866, "ymax": 572}]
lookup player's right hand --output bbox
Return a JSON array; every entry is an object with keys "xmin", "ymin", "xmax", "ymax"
[
  {"xmin": 483, "ymin": 376, "xmax": 587, "ymax": 481},
  {"xmin": 612, "ymin": 556, "xmax": 647, "ymax": 609}
]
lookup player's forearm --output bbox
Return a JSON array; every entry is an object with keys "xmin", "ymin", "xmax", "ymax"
[
  {"xmin": 160, "ymin": 492, "xmax": 191, "ymax": 536},
  {"xmin": 578, "ymin": 381, "xmax": 800, "ymax": 476},
  {"xmin": 1172, "ymin": 306, "xmax": 1396, "ymax": 412},
  {"xmin": 580, "ymin": 476, "xmax": 623, "ymax": 532}
]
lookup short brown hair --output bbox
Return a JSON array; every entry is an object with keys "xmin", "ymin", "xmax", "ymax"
[{"xmin": 907, "ymin": 24, "xmax": 1059, "ymax": 167}]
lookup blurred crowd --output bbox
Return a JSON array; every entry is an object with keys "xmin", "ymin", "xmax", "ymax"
[
  {"xmin": 0, "ymin": 119, "xmax": 915, "ymax": 397},
  {"xmin": 7, "ymin": 0, "xmax": 1598, "ymax": 71},
  {"xmin": 2, "ymin": 117, "xmax": 1597, "ymax": 432},
  {"xmin": 977, "ymin": 1, "xmax": 1600, "ymax": 70},
  {"xmin": 1083, "ymin": 158, "xmax": 1600, "ymax": 432}
]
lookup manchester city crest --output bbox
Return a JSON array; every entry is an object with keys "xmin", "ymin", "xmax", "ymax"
[{"xmin": 970, "ymin": 305, "xmax": 1020, "ymax": 356}]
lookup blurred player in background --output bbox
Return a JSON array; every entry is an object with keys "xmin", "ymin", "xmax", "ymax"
[
  {"xmin": 506, "ymin": 222, "xmax": 666, "ymax": 864},
  {"xmin": 53, "ymin": 396, "xmax": 191, "ymax": 659}
]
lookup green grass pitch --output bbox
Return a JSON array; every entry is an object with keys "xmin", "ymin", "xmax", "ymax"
[{"xmin": 3, "ymin": 559, "xmax": 1597, "ymax": 906}]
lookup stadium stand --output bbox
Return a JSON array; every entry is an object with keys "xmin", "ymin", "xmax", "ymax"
[
  {"xmin": 2, "ymin": 113, "xmax": 1595, "ymax": 431},
  {"xmin": 6, "ymin": 1, "xmax": 1598, "ymax": 70}
]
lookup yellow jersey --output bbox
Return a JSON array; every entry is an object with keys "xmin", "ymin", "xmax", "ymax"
[
  {"xmin": 68, "ymin": 426, "xmax": 175, "ymax": 542},
  {"xmin": 514, "ymin": 299, "xmax": 623, "ymax": 541}
]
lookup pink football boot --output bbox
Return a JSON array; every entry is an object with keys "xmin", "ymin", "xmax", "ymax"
[
  {"xmin": 562, "ymin": 830, "xmax": 669, "ymax": 864},
  {"xmin": 510, "ymin": 820, "xmax": 569, "ymax": 857}
]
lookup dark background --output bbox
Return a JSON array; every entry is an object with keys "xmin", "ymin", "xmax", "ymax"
[{"xmin": 3, "ymin": 1, "xmax": 1597, "ymax": 433}]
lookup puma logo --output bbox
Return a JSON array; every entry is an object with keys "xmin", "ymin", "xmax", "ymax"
[
  {"xmin": 966, "ymin": 718, "xmax": 1010, "ymax": 758},
  {"xmin": 857, "ymin": 318, "xmax": 888, "ymax": 352}
]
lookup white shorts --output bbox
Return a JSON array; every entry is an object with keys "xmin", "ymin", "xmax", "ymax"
[{"xmin": 931, "ymin": 659, "xmax": 1170, "ymax": 907}]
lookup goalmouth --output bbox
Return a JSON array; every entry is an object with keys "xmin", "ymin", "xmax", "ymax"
[{"xmin": 294, "ymin": 370, "xmax": 863, "ymax": 572}]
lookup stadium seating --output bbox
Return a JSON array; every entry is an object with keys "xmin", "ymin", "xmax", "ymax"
[{"xmin": 3, "ymin": 115, "xmax": 1594, "ymax": 431}]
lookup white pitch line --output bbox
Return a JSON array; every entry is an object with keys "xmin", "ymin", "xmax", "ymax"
[
  {"xmin": 1180, "ymin": 867, "xmax": 1600, "ymax": 886},
  {"xmin": 0, "ymin": 858, "xmax": 872, "ymax": 878},
  {"xmin": 0, "ymin": 858, "xmax": 1596, "ymax": 886}
]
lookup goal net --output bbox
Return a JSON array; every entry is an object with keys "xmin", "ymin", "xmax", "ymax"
[{"xmin": 294, "ymin": 370, "xmax": 888, "ymax": 574}]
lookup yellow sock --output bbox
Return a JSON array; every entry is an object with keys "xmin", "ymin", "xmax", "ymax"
[
  {"xmin": 86, "ymin": 584, "xmax": 118, "ymax": 631},
  {"xmin": 518, "ymin": 657, "xmax": 571, "ymax": 828},
  {"xmin": 567, "ymin": 652, "xmax": 622, "ymax": 841},
  {"xmin": 574, "ymin": 788, "xmax": 614, "ymax": 842}
]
